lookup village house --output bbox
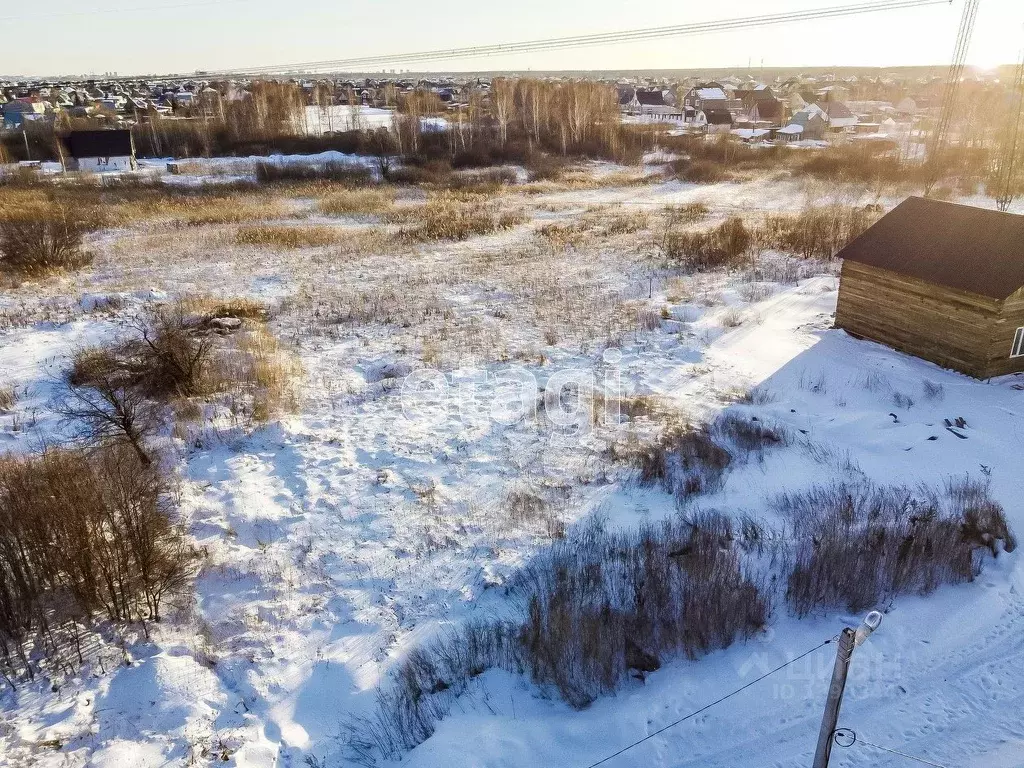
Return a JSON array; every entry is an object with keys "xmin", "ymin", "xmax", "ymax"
[
  {"xmin": 694, "ymin": 108, "xmax": 734, "ymax": 133},
  {"xmin": 2, "ymin": 98, "xmax": 49, "ymax": 130},
  {"xmin": 682, "ymin": 83, "xmax": 729, "ymax": 121},
  {"xmin": 818, "ymin": 100, "xmax": 858, "ymax": 131},
  {"xmin": 835, "ymin": 197, "xmax": 1024, "ymax": 379},
  {"xmin": 65, "ymin": 129, "xmax": 137, "ymax": 172}
]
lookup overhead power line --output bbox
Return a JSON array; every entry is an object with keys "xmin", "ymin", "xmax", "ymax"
[
  {"xmin": 580, "ymin": 635, "xmax": 837, "ymax": 768},
  {"xmin": 833, "ymin": 728, "xmax": 951, "ymax": 768},
  {"xmin": 216, "ymin": 0, "xmax": 950, "ymax": 76}
]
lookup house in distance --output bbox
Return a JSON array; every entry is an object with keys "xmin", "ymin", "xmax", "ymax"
[
  {"xmin": 64, "ymin": 129, "xmax": 137, "ymax": 172},
  {"xmin": 835, "ymin": 197, "xmax": 1024, "ymax": 379}
]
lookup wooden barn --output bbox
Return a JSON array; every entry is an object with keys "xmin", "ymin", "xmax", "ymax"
[{"xmin": 834, "ymin": 197, "xmax": 1024, "ymax": 379}]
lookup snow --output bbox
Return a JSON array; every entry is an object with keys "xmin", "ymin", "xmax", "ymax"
[
  {"xmin": 2, "ymin": 171, "xmax": 1024, "ymax": 768},
  {"xmin": 302, "ymin": 105, "xmax": 396, "ymax": 135},
  {"xmin": 696, "ymin": 87, "xmax": 728, "ymax": 101}
]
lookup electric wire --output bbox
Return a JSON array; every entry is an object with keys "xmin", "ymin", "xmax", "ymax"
[
  {"xmin": 210, "ymin": 0, "xmax": 950, "ymax": 76},
  {"xmin": 579, "ymin": 635, "xmax": 838, "ymax": 768},
  {"xmin": 833, "ymin": 727, "xmax": 952, "ymax": 768}
]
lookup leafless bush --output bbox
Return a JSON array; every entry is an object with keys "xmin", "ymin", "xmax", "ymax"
[
  {"xmin": 0, "ymin": 444, "xmax": 195, "ymax": 684},
  {"xmin": 663, "ymin": 217, "xmax": 752, "ymax": 272},
  {"xmin": 613, "ymin": 422, "xmax": 731, "ymax": 500},
  {"xmin": 515, "ymin": 514, "xmax": 768, "ymax": 706},
  {"xmin": 777, "ymin": 477, "xmax": 1014, "ymax": 617},
  {"xmin": 0, "ymin": 204, "xmax": 99, "ymax": 275},
  {"xmin": 670, "ymin": 158, "xmax": 730, "ymax": 184},
  {"xmin": 57, "ymin": 359, "xmax": 163, "ymax": 465},
  {"xmin": 254, "ymin": 161, "xmax": 374, "ymax": 185},
  {"xmin": 720, "ymin": 308, "xmax": 744, "ymax": 328},
  {"xmin": 891, "ymin": 391, "xmax": 915, "ymax": 410},
  {"xmin": 66, "ymin": 303, "xmax": 299, "ymax": 427}
]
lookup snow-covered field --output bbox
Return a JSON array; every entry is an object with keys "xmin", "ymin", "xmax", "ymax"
[{"xmin": 1, "ymin": 169, "xmax": 1023, "ymax": 768}]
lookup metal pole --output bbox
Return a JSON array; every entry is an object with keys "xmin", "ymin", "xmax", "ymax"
[{"xmin": 812, "ymin": 627, "xmax": 856, "ymax": 768}]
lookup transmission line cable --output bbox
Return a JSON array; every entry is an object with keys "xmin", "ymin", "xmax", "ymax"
[
  {"xmin": 833, "ymin": 727, "xmax": 951, "ymax": 768},
  {"xmin": 579, "ymin": 635, "xmax": 838, "ymax": 768},
  {"xmin": 209, "ymin": 0, "xmax": 948, "ymax": 76}
]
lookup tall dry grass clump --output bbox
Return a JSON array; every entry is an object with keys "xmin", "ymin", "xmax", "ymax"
[
  {"xmin": 235, "ymin": 225, "xmax": 341, "ymax": 249},
  {"xmin": 663, "ymin": 217, "xmax": 752, "ymax": 271},
  {"xmin": 759, "ymin": 205, "xmax": 879, "ymax": 259},
  {"xmin": 344, "ymin": 513, "xmax": 768, "ymax": 761},
  {"xmin": 318, "ymin": 187, "xmax": 397, "ymax": 216},
  {"xmin": 398, "ymin": 192, "xmax": 525, "ymax": 242},
  {"xmin": 777, "ymin": 476, "xmax": 1015, "ymax": 616}
]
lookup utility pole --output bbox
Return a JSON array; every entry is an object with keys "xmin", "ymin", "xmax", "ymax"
[
  {"xmin": 811, "ymin": 611, "xmax": 882, "ymax": 768},
  {"xmin": 811, "ymin": 628, "xmax": 854, "ymax": 768}
]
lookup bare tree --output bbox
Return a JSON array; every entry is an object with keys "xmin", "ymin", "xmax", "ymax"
[{"xmin": 55, "ymin": 365, "xmax": 162, "ymax": 466}]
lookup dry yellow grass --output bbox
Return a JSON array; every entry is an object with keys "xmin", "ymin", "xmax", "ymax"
[
  {"xmin": 209, "ymin": 322, "xmax": 303, "ymax": 421},
  {"xmin": 317, "ymin": 187, "xmax": 397, "ymax": 216},
  {"xmin": 181, "ymin": 296, "xmax": 270, "ymax": 322},
  {"xmin": 234, "ymin": 225, "xmax": 341, "ymax": 249},
  {"xmin": 396, "ymin": 192, "xmax": 526, "ymax": 242}
]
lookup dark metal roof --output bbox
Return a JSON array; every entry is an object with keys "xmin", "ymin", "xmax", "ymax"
[
  {"xmin": 635, "ymin": 90, "xmax": 666, "ymax": 106},
  {"xmin": 703, "ymin": 108, "xmax": 733, "ymax": 125},
  {"xmin": 836, "ymin": 197, "xmax": 1024, "ymax": 300},
  {"xmin": 65, "ymin": 129, "xmax": 133, "ymax": 158}
]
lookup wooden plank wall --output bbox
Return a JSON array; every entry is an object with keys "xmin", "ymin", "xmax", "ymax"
[
  {"xmin": 987, "ymin": 288, "xmax": 1024, "ymax": 378},
  {"xmin": 835, "ymin": 261, "xmax": 1005, "ymax": 379}
]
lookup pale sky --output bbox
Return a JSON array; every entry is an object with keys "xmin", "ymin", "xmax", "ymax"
[{"xmin": 3, "ymin": 0, "xmax": 1023, "ymax": 77}]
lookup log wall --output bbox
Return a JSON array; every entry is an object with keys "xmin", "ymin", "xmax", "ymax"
[{"xmin": 834, "ymin": 261, "xmax": 1020, "ymax": 379}]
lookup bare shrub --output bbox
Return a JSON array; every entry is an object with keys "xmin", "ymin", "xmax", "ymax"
[
  {"xmin": 254, "ymin": 161, "xmax": 374, "ymax": 185},
  {"xmin": 613, "ymin": 422, "xmax": 731, "ymax": 500},
  {"xmin": 57, "ymin": 360, "xmax": 163, "ymax": 466},
  {"xmin": 515, "ymin": 514, "xmax": 768, "ymax": 706},
  {"xmin": 664, "ymin": 217, "xmax": 751, "ymax": 271},
  {"xmin": 670, "ymin": 159, "xmax": 729, "ymax": 184},
  {"xmin": 0, "ymin": 444, "xmax": 195, "ymax": 683},
  {"xmin": 738, "ymin": 282, "xmax": 775, "ymax": 302},
  {"xmin": 235, "ymin": 225, "xmax": 341, "ymax": 249},
  {"xmin": 720, "ymin": 307, "xmax": 744, "ymax": 328},
  {"xmin": 0, "ymin": 203, "xmax": 99, "ymax": 275},
  {"xmin": 67, "ymin": 303, "xmax": 299, "ymax": 427},
  {"xmin": 891, "ymin": 391, "xmax": 915, "ymax": 410},
  {"xmin": 777, "ymin": 477, "xmax": 1014, "ymax": 617},
  {"xmin": 737, "ymin": 385, "xmax": 775, "ymax": 405}
]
